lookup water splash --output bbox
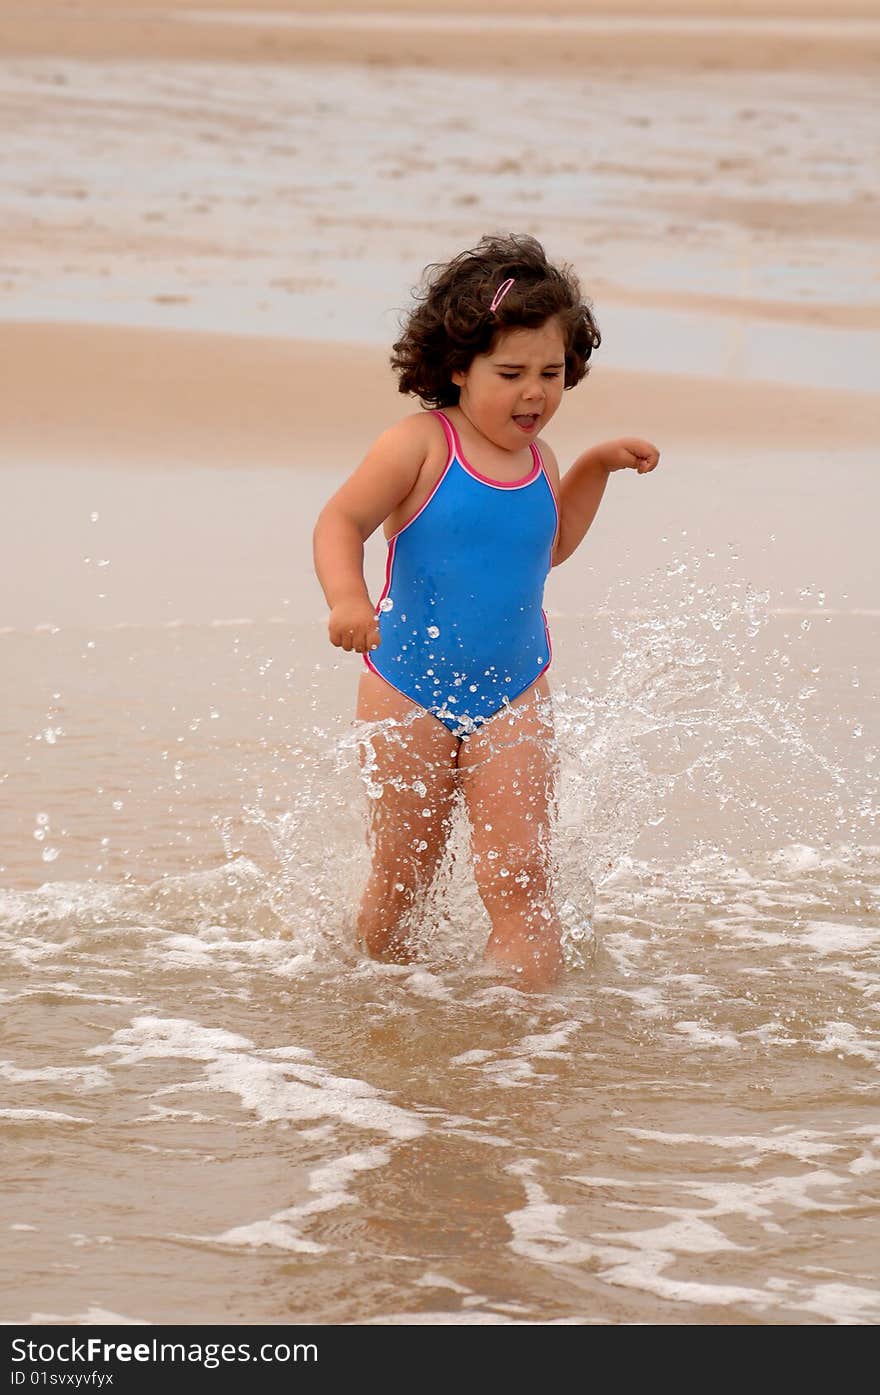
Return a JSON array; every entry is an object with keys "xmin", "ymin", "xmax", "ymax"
[
  {"xmin": 4, "ymin": 554, "xmax": 875, "ymax": 977},
  {"xmin": 231, "ymin": 553, "xmax": 876, "ymax": 974}
]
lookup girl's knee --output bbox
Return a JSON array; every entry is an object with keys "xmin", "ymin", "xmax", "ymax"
[{"xmin": 472, "ymin": 845, "xmax": 553, "ymax": 909}]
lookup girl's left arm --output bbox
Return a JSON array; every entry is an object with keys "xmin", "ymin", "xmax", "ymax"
[{"xmin": 543, "ymin": 438, "xmax": 660, "ymax": 568}]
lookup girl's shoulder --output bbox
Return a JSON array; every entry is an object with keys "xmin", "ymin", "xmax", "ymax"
[
  {"xmin": 370, "ymin": 408, "xmax": 448, "ymax": 463},
  {"xmin": 377, "ymin": 411, "xmax": 450, "ymax": 542},
  {"xmin": 325, "ymin": 411, "xmax": 448, "ymax": 545}
]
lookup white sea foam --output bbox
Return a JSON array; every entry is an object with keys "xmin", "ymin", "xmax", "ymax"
[
  {"xmin": 673, "ymin": 1021, "xmax": 742, "ymax": 1049},
  {"xmin": 401, "ymin": 969, "xmax": 454, "ymax": 1001},
  {"xmin": 207, "ymin": 1146, "xmax": 391, "ymax": 1255},
  {"xmin": 6, "ymin": 1308, "xmax": 148, "ymax": 1326},
  {"xmin": 450, "ymin": 1049, "xmax": 494, "ymax": 1066},
  {"xmin": 577, "ymin": 1168, "xmax": 852, "ymax": 1231},
  {"xmin": 518, "ymin": 1022, "xmax": 582, "ymax": 1056},
  {"xmin": 91, "ymin": 1016, "xmax": 425, "ymax": 1138},
  {"xmin": 797, "ymin": 921, "xmax": 880, "ymax": 954},
  {"xmin": 0, "ymin": 1061, "xmax": 111, "ymax": 1091},
  {"xmin": 364, "ymin": 1311, "xmax": 585, "ymax": 1324},
  {"xmin": 517, "ymin": 1162, "xmax": 866, "ymax": 1312},
  {"xmin": 600, "ymin": 983, "xmax": 668, "ymax": 1018},
  {"xmin": 450, "ymin": 1019, "xmax": 587, "ymax": 1089},
  {"xmin": 414, "ymin": 1272, "xmax": 471, "ymax": 1295},
  {"xmin": 765, "ymin": 1278, "xmax": 880, "ymax": 1324},
  {"xmin": 620, "ymin": 1127, "xmax": 841, "ymax": 1165},
  {"xmin": 814, "ymin": 1020, "xmax": 880, "ymax": 1065},
  {"xmin": 505, "ymin": 1161, "xmax": 597, "ymax": 1266},
  {"xmin": 0, "ymin": 1109, "xmax": 90, "ymax": 1124}
]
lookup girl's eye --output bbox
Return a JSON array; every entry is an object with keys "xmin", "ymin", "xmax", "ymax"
[{"xmin": 498, "ymin": 372, "xmax": 561, "ymax": 381}]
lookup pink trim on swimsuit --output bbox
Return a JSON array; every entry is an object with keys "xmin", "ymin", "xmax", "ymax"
[{"xmin": 437, "ymin": 410, "xmax": 540, "ymax": 490}]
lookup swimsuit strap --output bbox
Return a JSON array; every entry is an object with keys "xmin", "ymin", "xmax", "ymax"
[
  {"xmin": 431, "ymin": 409, "xmax": 456, "ymax": 468},
  {"xmin": 431, "ymin": 409, "xmax": 541, "ymax": 488}
]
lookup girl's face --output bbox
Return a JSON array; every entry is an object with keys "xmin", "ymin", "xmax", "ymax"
[{"xmin": 451, "ymin": 317, "xmax": 567, "ymax": 451}]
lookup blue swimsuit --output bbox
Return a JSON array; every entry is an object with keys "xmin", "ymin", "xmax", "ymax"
[{"xmin": 363, "ymin": 409, "xmax": 559, "ymax": 738}]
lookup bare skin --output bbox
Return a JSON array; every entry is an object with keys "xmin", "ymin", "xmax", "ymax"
[
  {"xmin": 313, "ymin": 317, "xmax": 660, "ymax": 989},
  {"xmin": 355, "ymin": 668, "xmax": 563, "ymax": 991}
]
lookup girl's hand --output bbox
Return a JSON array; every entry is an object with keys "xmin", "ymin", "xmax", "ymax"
[
  {"xmin": 328, "ymin": 598, "xmax": 381, "ymax": 654},
  {"xmin": 601, "ymin": 438, "xmax": 660, "ymax": 474}
]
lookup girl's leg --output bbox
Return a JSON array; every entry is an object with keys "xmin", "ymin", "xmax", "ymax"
[
  {"xmin": 457, "ymin": 676, "xmax": 563, "ymax": 990},
  {"xmin": 354, "ymin": 669, "xmax": 460, "ymax": 962}
]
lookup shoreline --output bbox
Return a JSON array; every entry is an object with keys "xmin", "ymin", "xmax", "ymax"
[{"xmin": 2, "ymin": 320, "xmax": 876, "ymax": 469}]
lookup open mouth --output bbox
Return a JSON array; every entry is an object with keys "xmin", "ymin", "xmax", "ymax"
[{"xmin": 513, "ymin": 414, "xmax": 540, "ymax": 432}]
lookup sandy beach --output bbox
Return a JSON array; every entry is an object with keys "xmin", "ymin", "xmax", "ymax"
[
  {"xmin": 4, "ymin": 321, "xmax": 879, "ymax": 470},
  {"xmin": 4, "ymin": 1, "xmax": 880, "ymax": 72},
  {"xmin": 2, "ymin": 1, "xmax": 879, "ymax": 1331}
]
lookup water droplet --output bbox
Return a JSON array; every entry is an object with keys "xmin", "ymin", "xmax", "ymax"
[
  {"xmin": 89, "ymin": 511, "xmax": 99, "ymax": 523},
  {"xmin": 426, "ymin": 625, "xmax": 440, "ymax": 639},
  {"xmin": 378, "ymin": 598, "xmax": 394, "ymax": 613},
  {"xmin": 36, "ymin": 812, "xmax": 50, "ymax": 826},
  {"xmin": 112, "ymin": 800, "xmax": 123, "ymax": 811},
  {"xmin": 42, "ymin": 847, "xmax": 60, "ymax": 863}
]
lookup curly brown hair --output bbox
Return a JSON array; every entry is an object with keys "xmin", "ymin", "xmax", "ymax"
[{"xmin": 390, "ymin": 233, "xmax": 600, "ymax": 408}]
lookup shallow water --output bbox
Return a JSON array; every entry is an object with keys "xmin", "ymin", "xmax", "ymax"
[
  {"xmin": 2, "ymin": 564, "xmax": 878, "ymax": 1323},
  {"xmin": 2, "ymin": 57, "xmax": 878, "ymax": 385}
]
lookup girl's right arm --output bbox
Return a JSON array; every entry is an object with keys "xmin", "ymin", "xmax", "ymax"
[{"xmin": 312, "ymin": 414, "xmax": 432, "ymax": 654}]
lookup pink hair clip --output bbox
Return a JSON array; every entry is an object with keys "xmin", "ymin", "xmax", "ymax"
[{"xmin": 489, "ymin": 277, "xmax": 515, "ymax": 313}]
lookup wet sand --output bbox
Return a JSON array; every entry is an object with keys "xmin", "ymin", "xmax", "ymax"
[
  {"xmin": 2, "ymin": 0, "xmax": 879, "ymax": 1331},
  {"xmin": 3, "ymin": 2, "xmax": 880, "ymax": 72},
  {"xmin": 3, "ymin": 321, "xmax": 878, "ymax": 472}
]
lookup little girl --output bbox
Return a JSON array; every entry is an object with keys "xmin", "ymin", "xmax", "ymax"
[{"xmin": 313, "ymin": 234, "xmax": 659, "ymax": 989}]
